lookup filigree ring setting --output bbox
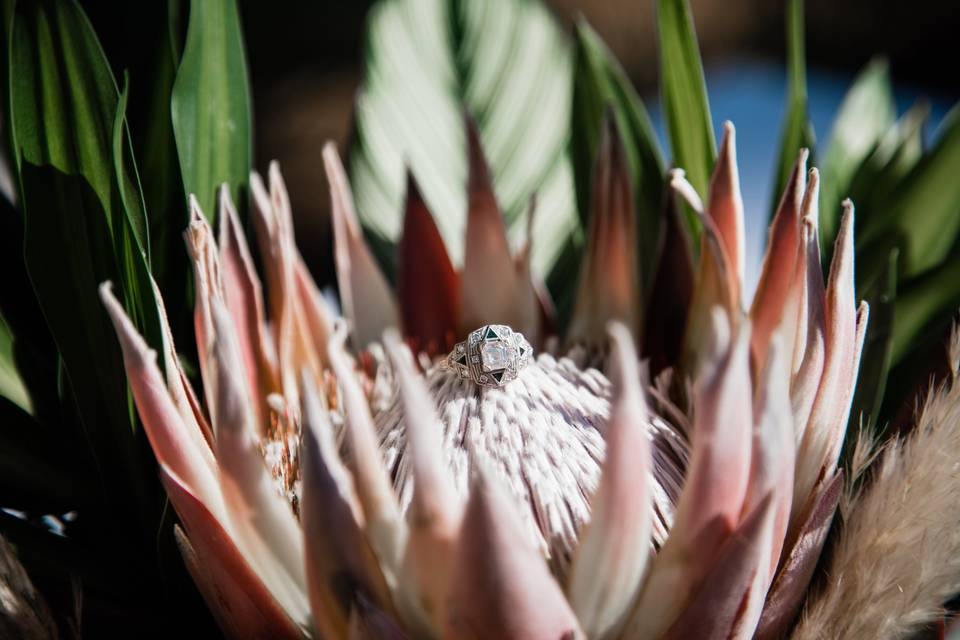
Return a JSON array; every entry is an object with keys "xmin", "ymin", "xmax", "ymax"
[{"xmin": 443, "ymin": 324, "xmax": 532, "ymax": 388}]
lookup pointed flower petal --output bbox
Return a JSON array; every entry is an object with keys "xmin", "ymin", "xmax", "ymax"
[
  {"xmin": 150, "ymin": 275, "xmax": 214, "ymax": 447},
  {"xmin": 219, "ymin": 186, "xmax": 279, "ymax": 433},
  {"xmin": 398, "ymin": 173, "xmax": 460, "ymax": 354},
  {"xmin": 208, "ymin": 302, "xmax": 310, "ymax": 623},
  {"xmin": 789, "ymin": 197, "xmax": 827, "ymax": 445},
  {"xmin": 707, "ymin": 121, "xmax": 746, "ymax": 292},
  {"xmin": 163, "ymin": 467, "xmax": 303, "ymax": 639},
  {"xmin": 568, "ymin": 117, "xmax": 640, "ymax": 346},
  {"xmin": 251, "ymin": 163, "xmax": 322, "ymax": 403},
  {"xmin": 323, "ymin": 143, "xmax": 398, "ymax": 348},
  {"xmin": 384, "ymin": 329, "xmax": 460, "ymax": 635},
  {"xmin": 751, "ymin": 149, "xmax": 809, "ymax": 370},
  {"xmin": 644, "ymin": 185, "xmax": 695, "ymax": 373},
  {"xmin": 444, "ymin": 465, "xmax": 583, "ymax": 639},
  {"xmin": 677, "ymin": 169, "xmax": 738, "ymax": 370},
  {"xmin": 664, "ymin": 494, "xmax": 776, "ymax": 640},
  {"xmin": 628, "ymin": 310, "xmax": 753, "ymax": 638},
  {"xmin": 184, "ymin": 198, "xmax": 222, "ymax": 413},
  {"xmin": 300, "ymin": 372, "xmax": 395, "ymax": 639},
  {"xmin": 745, "ymin": 334, "xmax": 795, "ymax": 579},
  {"xmin": 794, "ymin": 202, "xmax": 863, "ymax": 518},
  {"xmin": 293, "ymin": 255, "xmax": 337, "ymax": 368},
  {"xmin": 756, "ymin": 471, "xmax": 843, "ymax": 640},
  {"xmin": 568, "ymin": 322, "xmax": 652, "ymax": 639},
  {"xmin": 99, "ymin": 282, "xmax": 222, "ymax": 519},
  {"xmin": 328, "ymin": 324, "xmax": 406, "ymax": 581},
  {"xmin": 460, "ymin": 121, "xmax": 536, "ymax": 335},
  {"xmin": 785, "ymin": 168, "xmax": 824, "ymax": 376}
]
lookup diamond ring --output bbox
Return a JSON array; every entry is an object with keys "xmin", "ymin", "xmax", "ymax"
[{"xmin": 443, "ymin": 324, "xmax": 533, "ymax": 387}]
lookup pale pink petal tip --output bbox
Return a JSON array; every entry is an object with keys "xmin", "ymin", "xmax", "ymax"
[
  {"xmin": 382, "ymin": 328, "xmax": 459, "ymax": 635},
  {"xmin": 323, "ymin": 142, "xmax": 398, "ymax": 348},
  {"xmin": 461, "ymin": 120, "xmax": 527, "ymax": 333},
  {"xmin": 568, "ymin": 321, "xmax": 652, "ymax": 638},
  {"xmin": 169, "ymin": 480, "xmax": 302, "ymax": 640},
  {"xmin": 445, "ymin": 464, "xmax": 583, "ymax": 639},
  {"xmin": 300, "ymin": 372, "xmax": 394, "ymax": 639},
  {"xmin": 98, "ymin": 282, "xmax": 221, "ymax": 516},
  {"xmin": 708, "ymin": 121, "xmax": 745, "ymax": 286}
]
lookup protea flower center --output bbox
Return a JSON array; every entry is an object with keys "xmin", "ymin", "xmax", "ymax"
[
  {"xmin": 373, "ymin": 349, "xmax": 686, "ymax": 577},
  {"xmin": 258, "ymin": 328, "xmax": 687, "ymax": 580}
]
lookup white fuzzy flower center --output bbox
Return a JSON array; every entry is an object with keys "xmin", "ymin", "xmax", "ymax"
[{"xmin": 373, "ymin": 352, "xmax": 687, "ymax": 580}]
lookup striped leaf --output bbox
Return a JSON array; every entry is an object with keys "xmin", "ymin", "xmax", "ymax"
[{"xmin": 350, "ymin": 0, "xmax": 578, "ymax": 278}]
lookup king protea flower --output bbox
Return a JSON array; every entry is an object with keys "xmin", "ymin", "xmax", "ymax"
[{"xmin": 100, "ymin": 117, "xmax": 866, "ymax": 639}]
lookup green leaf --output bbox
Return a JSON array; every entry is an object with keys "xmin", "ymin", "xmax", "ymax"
[
  {"xmin": 570, "ymin": 19, "xmax": 665, "ymax": 295},
  {"xmin": 171, "ymin": 0, "xmax": 251, "ymax": 222},
  {"xmin": 848, "ymin": 100, "xmax": 927, "ymax": 220},
  {"xmin": 656, "ymin": 0, "xmax": 715, "ymax": 227},
  {"xmin": 890, "ymin": 252, "xmax": 960, "ymax": 368},
  {"xmin": 819, "ymin": 59, "xmax": 894, "ymax": 252},
  {"xmin": 19, "ymin": 165, "xmax": 149, "ymax": 509},
  {"xmin": 849, "ymin": 248, "xmax": 896, "ymax": 433},
  {"xmin": 0, "ymin": 195, "xmax": 59, "ymax": 427},
  {"xmin": 0, "ymin": 315, "xmax": 30, "ymax": 412},
  {"xmin": 881, "ymin": 254, "xmax": 960, "ymax": 421},
  {"xmin": 545, "ymin": 231, "xmax": 584, "ymax": 333},
  {"xmin": 350, "ymin": 0, "xmax": 578, "ymax": 278},
  {"xmin": 140, "ymin": 0, "xmax": 187, "ymax": 293},
  {"xmin": 770, "ymin": 0, "xmax": 815, "ymax": 218},
  {"xmin": 872, "ymin": 105, "xmax": 960, "ymax": 278},
  {"xmin": 113, "ymin": 80, "xmax": 165, "ymax": 359},
  {"xmin": 8, "ymin": 0, "xmax": 162, "ymax": 516}
]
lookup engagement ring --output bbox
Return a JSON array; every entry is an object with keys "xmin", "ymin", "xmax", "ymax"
[{"xmin": 443, "ymin": 324, "xmax": 532, "ymax": 387}]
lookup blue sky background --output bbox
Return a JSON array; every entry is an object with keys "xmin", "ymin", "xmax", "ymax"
[{"xmin": 646, "ymin": 58, "xmax": 955, "ymax": 297}]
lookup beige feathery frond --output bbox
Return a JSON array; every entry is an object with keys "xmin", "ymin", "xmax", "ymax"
[
  {"xmin": 837, "ymin": 423, "xmax": 884, "ymax": 521},
  {"xmin": 792, "ymin": 326, "xmax": 960, "ymax": 640}
]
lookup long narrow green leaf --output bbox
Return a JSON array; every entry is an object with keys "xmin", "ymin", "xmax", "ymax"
[
  {"xmin": 350, "ymin": 0, "xmax": 578, "ymax": 277},
  {"xmin": 849, "ymin": 248, "xmax": 896, "ymax": 432},
  {"xmin": 849, "ymin": 100, "xmax": 927, "ymax": 220},
  {"xmin": 171, "ymin": 0, "xmax": 251, "ymax": 222},
  {"xmin": 656, "ymin": 0, "xmax": 714, "ymax": 215},
  {"xmin": 878, "ymin": 105, "xmax": 960, "ymax": 277},
  {"xmin": 570, "ymin": 19, "xmax": 665, "ymax": 295},
  {"xmin": 140, "ymin": 0, "xmax": 186, "ymax": 293},
  {"xmin": 891, "ymin": 255, "xmax": 960, "ymax": 368},
  {"xmin": 0, "ymin": 194, "xmax": 58, "ymax": 427},
  {"xmin": 9, "ymin": 0, "xmax": 162, "ymax": 517},
  {"xmin": 2, "ymin": 0, "xmax": 17, "ymax": 191},
  {"xmin": 881, "ymin": 253, "xmax": 960, "ymax": 420},
  {"xmin": 0, "ymin": 314, "xmax": 30, "ymax": 412},
  {"xmin": 770, "ymin": 0, "xmax": 815, "ymax": 217},
  {"xmin": 114, "ymin": 80, "xmax": 164, "ymax": 356},
  {"xmin": 820, "ymin": 59, "xmax": 894, "ymax": 252}
]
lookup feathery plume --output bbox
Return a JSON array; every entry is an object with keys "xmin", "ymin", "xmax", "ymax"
[{"xmin": 793, "ymin": 326, "xmax": 960, "ymax": 639}]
